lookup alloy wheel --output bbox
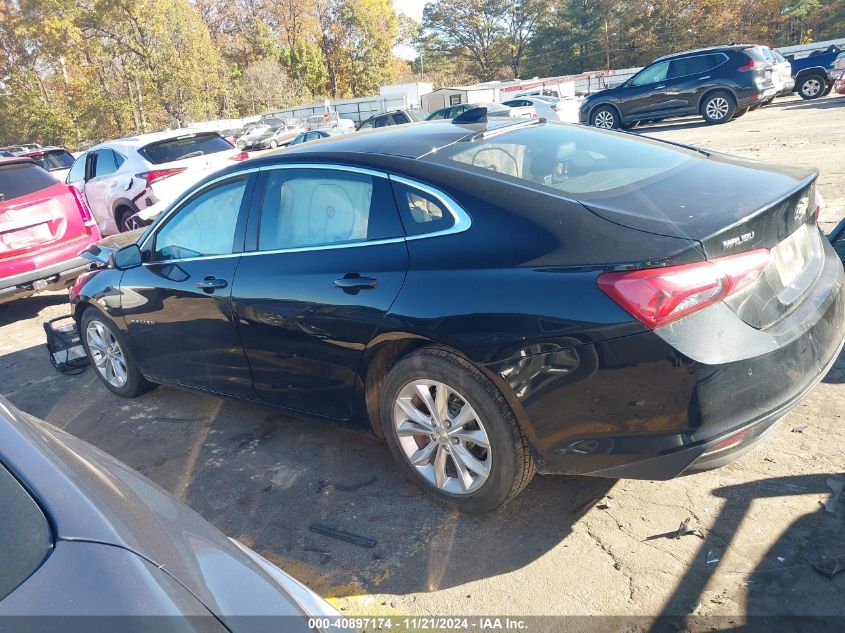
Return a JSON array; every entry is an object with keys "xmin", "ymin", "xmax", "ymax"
[
  {"xmin": 706, "ymin": 97, "xmax": 730, "ymax": 120},
  {"xmin": 86, "ymin": 321, "xmax": 128, "ymax": 388},
  {"xmin": 594, "ymin": 110, "xmax": 615, "ymax": 129},
  {"xmin": 393, "ymin": 380, "xmax": 491, "ymax": 495},
  {"xmin": 802, "ymin": 78, "xmax": 822, "ymax": 97}
]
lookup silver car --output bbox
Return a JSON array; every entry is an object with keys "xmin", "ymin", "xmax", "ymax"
[{"xmin": 0, "ymin": 398, "xmax": 341, "ymax": 631}]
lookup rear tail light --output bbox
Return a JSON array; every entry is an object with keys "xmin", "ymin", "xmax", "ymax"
[
  {"xmin": 598, "ymin": 249, "xmax": 770, "ymax": 329},
  {"xmin": 703, "ymin": 428, "xmax": 752, "ymax": 454},
  {"xmin": 739, "ymin": 59, "xmax": 766, "ymax": 71},
  {"xmin": 815, "ymin": 190, "xmax": 826, "ymax": 221},
  {"xmin": 136, "ymin": 167, "xmax": 187, "ymax": 185},
  {"xmin": 230, "ymin": 151, "xmax": 249, "ymax": 161},
  {"xmin": 67, "ymin": 185, "xmax": 97, "ymax": 229}
]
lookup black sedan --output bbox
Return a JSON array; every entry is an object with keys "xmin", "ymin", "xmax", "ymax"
[
  {"xmin": 0, "ymin": 398, "xmax": 340, "ymax": 630},
  {"xmin": 70, "ymin": 117, "xmax": 845, "ymax": 513}
]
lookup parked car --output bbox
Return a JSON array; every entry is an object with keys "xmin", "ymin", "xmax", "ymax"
[
  {"xmin": 758, "ymin": 46, "xmax": 795, "ymax": 97},
  {"xmin": 70, "ymin": 118, "xmax": 843, "ymax": 514},
  {"xmin": 257, "ymin": 124, "xmax": 305, "ymax": 150},
  {"xmin": 580, "ymin": 45, "xmax": 776, "ymax": 128},
  {"xmin": 0, "ymin": 144, "xmax": 41, "ymax": 155},
  {"xmin": 785, "ymin": 44, "xmax": 841, "ymax": 99},
  {"xmin": 235, "ymin": 124, "xmax": 273, "ymax": 150},
  {"xmin": 67, "ymin": 130, "xmax": 248, "ymax": 235},
  {"xmin": 24, "ymin": 146, "xmax": 75, "ymax": 182},
  {"xmin": 426, "ymin": 102, "xmax": 525, "ymax": 121},
  {"xmin": 0, "ymin": 397, "xmax": 341, "ymax": 628},
  {"xmin": 305, "ymin": 112, "xmax": 355, "ymax": 132},
  {"xmin": 1, "ymin": 157, "xmax": 100, "ymax": 304},
  {"xmin": 835, "ymin": 69, "xmax": 845, "ymax": 95},
  {"xmin": 357, "ymin": 109, "xmax": 429, "ymax": 130},
  {"xmin": 287, "ymin": 128, "xmax": 349, "ymax": 146},
  {"xmin": 502, "ymin": 95, "xmax": 584, "ymax": 123}
]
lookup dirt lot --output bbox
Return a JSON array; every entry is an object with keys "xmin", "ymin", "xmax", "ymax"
[{"xmin": 2, "ymin": 94, "xmax": 844, "ymax": 628}]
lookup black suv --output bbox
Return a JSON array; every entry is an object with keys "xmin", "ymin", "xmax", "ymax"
[
  {"xmin": 579, "ymin": 45, "xmax": 775, "ymax": 129},
  {"xmin": 357, "ymin": 109, "xmax": 428, "ymax": 130}
]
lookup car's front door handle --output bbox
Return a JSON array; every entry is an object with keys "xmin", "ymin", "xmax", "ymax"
[
  {"xmin": 655, "ymin": 84, "xmax": 667, "ymax": 89},
  {"xmin": 196, "ymin": 276, "xmax": 228, "ymax": 290},
  {"xmin": 333, "ymin": 273, "xmax": 378, "ymax": 293}
]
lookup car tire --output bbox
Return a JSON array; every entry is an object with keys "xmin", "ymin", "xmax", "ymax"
[
  {"xmin": 380, "ymin": 347, "xmax": 535, "ymax": 513},
  {"xmin": 700, "ymin": 91, "xmax": 736, "ymax": 124},
  {"xmin": 822, "ymin": 82, "xmax": 833, "ymax": 96},
  {"xmin": 270, "ymin": 140, "xmax": 277, "ymax": 149},
  {"xmin": 732, "ymin": 107, "xmax": 749, "ymax": 119},
  {"xmin": 797, "ymin": 75, "xmax": 827, "ymax": 100},
  {"xmin": 81, "ymin": 309, "xmax": 156, "ymax": 398},
  {"xmin": 590, "ymin": 105, "xmax": 620, "ymax": 129},
  {"xmin": 116, "ymin": 206, "xmax": 142, "ymax": 232}
]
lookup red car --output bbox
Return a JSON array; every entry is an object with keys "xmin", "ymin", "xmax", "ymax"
[{"xmin": 1, "ymin": 157, "xmax": 101, "ymax": 303}]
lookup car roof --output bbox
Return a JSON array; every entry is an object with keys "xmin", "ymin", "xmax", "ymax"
[
  {"xmin": 0, "ymin": 156, "xmax": 36, "ymax": 166},
  {"xmin": 93, "ymin": 129, "xmax": 221, "ymax": 151},
  {"xmin": 654, "ymin": 44, "xmax": 752, "ymax": 62}
]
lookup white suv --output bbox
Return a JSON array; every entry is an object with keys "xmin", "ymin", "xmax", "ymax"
[{"xmin": 67, "ymin": 130, "xmax": 247, "ymax": 235}]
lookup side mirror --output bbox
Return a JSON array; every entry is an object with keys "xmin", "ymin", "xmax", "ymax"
[{"xmin": 109, "ymin": 244, "xmax": 143, "ymax": 270}]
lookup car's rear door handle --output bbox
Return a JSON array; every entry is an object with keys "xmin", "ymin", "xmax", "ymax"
[
  {"xmin": 196, "ymin": 276, "xmax": 228, "ymax": 290},
  {"xmin": 333, "ymin": 273, "xmax": 378, "ymax": 293}
]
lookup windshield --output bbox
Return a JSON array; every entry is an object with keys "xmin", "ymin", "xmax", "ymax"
[
  {"xmin": 408, "ymin": 110, "xmax": 429, "ymax": 122},
  {"xmin": 473, "ymin": 102, "xmax": 510, "ymax": 113},
  {"xmin": 426, "ymin": 122, "xmax": 696, "ymax": 199},
  {"xmin": 27, "ymin": 149, "xmax": 74, "ymax": 171},
  {"xmin": 139, "ymin": 133, "xmax": 233, "ymax": 164},
  {"xmin": 0, "ymin": 163, "xmax": 58, "ymax": 201}
]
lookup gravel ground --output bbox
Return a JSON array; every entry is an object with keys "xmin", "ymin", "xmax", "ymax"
[{"xmin": 1, "ymin": 94, "xmax": 843, "ymax": 629}]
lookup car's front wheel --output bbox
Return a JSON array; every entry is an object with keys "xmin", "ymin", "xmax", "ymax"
[
  {"xmin": 797, "ymin": 75, "xmax": 827, "ymax": 99},
  {"xmin": 590, "ymin": 106, "xmax": 620, "ymax": 129},
  {"xmin": 701, "ymin": 91, "xmax": 735, "ymax": 124},
  {"xmin": 81, "ymin": 309, "xmax": 155, "ymax": 398},
  {"xmin": 381, "ymin": 348, "xmax": 535, "ymax": 513},
  {"xmin": 270, "ymin": 139, "xmax": 278, "ymax": 149}
]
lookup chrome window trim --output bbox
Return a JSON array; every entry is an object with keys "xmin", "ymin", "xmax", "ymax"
[
  {"xmin": 138, "ymin": 167, "xmax": 261, "ymax": 251},
  {"xmin": 257, "ymin": 163, "xmax": 388, "ymax": 179},
  {"xmin": 138, "ymin": 165, "xmax": 472, "ymax": 263},
  {"xmin": 389, "ymin": 174, "xmax": 472, "ymax": 241}
]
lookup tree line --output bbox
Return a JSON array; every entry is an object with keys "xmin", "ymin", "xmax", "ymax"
[{"xmin": 1, "ymin": 0, "xmax": 843, "ymax": 149}]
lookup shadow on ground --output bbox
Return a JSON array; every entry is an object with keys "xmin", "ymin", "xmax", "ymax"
[{"xmin": 0, "ymin": 303, "xmax": 615, "ymax": 597}]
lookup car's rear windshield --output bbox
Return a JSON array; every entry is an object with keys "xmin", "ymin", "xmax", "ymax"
[
  {"xmin": 0, "ymin": 463, "xmax": 53, "ymax": 600},
  {"xmin": 0, "ymin": 163, "xmax": 58, "ymax": 202},
  {"xmin": 139, "ymin": 132, "xmax": 232, "ymax": 165},
  {"xmin": 426, "ymin": 122, "xmax": 697, "ymax": 199},
  {"xmin": 744, "ymin": 47, "xmax": 770, "ymax": 63},
  {"xmin": 28, "ymin": 149, "xmax": 75, "ymax": 172}
]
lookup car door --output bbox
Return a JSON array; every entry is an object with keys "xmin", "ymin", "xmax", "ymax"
[
  {"xmin": 665, "ymin": 54, "xmax": 723, "ymax": 113},
  {"xmin": 618, "ymin": 60, "xmax": 672, "ymax": 118},
  {"xmin": 230, "ymin": 165, "xmax": 409, "ymax": 419},
  {"xmin": 120, "ymin": 173, "xmax": 256, "ymax": 396},
  {"xmin": 83, "ymin": 149, "xmax": 126, "ymax": 234}
]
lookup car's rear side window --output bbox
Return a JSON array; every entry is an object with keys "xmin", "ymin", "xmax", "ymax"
[
  {"xmin": 429, "ymin": 123, "xmax": 696, "ymax": 200},
  {"xmin": 391, "ymin": 182, "xmax": 454, "ymax": 237},
  {"xmin": 0, "ymin": 463, "xmax": 53, "ymax": 601},
  {"xmin": 29, "ymin": 149, "xmax": 75, "ymax": 172},
  {"xmin": 257, "ymin": 168, "xmax": 403, "ymax": 251},
  {"xmin": 0, "ymin": 163, "xmax": 58, "ymax": 202},
  {"xmin": 139, "ymin": 133, "xmax": 233, "ymax": 164}
]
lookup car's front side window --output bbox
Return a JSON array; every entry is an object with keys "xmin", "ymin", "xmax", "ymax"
[
  {"xmin": 257, "ymin": 168, "xmax": 403, "ymax": 251},
  {"xmin": 93, "ymin": 149, "xmax": 120, "ymax": 177},
  {"xmin": 630, "ymin": 61, "xmax": 670, "ymax": 87},
  {"xmin": 152, "ymin": 178, "xmax": 247, "ymax": 261},
  {"xmin": 67, "ymin": 153, "xmax": 87, "ymax": 183}
]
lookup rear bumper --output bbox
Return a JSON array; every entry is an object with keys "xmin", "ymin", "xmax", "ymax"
[
  {"xmin": 0, "ymin": 257, "xmax": 93, "ymax": 303},
  {"xmin": 489, "ymin": 240, "xmax": 845, "ymax": 479}
]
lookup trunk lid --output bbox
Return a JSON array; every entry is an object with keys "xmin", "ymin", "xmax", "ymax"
[{"xmin": 581, "ymin": 152, "xmax": 822, "ymax": 329}]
